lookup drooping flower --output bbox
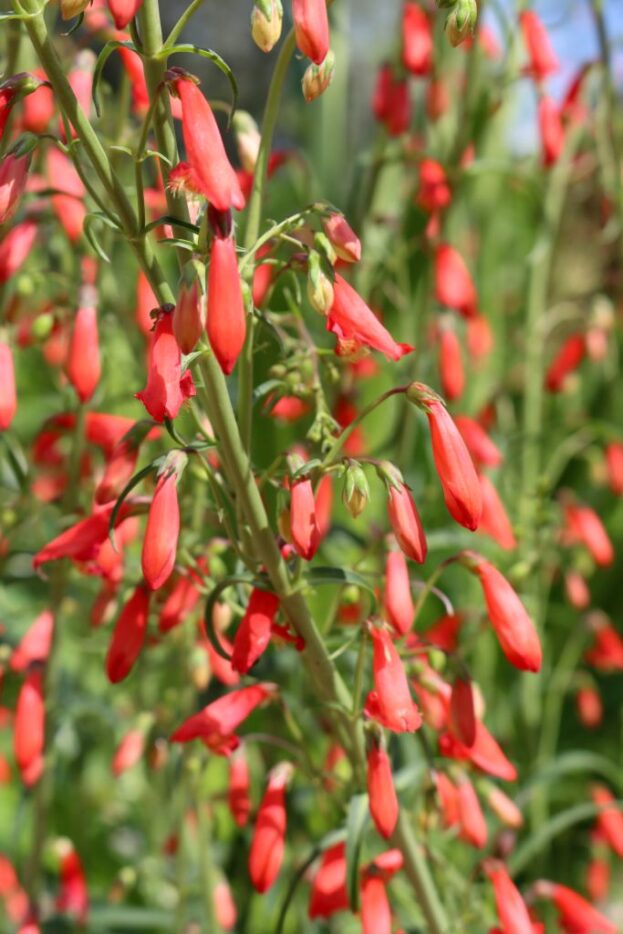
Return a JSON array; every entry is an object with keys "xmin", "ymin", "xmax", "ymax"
[
  {"xmin": 478, "ymin": 473, "xmax": 517, "ymax": 551},
  {"xmin": 533, "ymin": 880, "xmax": 616, "ymax": 934},
  {"xmin": 435, "ymin": 244, "xmax": 477, "ymax": 318},
  {"xmin": 576, "ymin": 685, "xmax": 603, "ymax": 728},
  {"xmin": 367, "ymin": 737, "xmax": 398, "ymax": 839},
  {"xmin": 14, "ymin": 670, "xmax": 45, "ymax": 784},
  {"xmin": 454, "ymin": 415, "xmax": 502, "ymax": 468},
  {"xmin": 360, "ymin": 873, "xmax": 392, "ymax": 934},
  {"xmin": 107, "ymin": 0, "xmax": 144, "ymax": 29},
  {"xmin": 0, "ymin": 342, "xmax": 17, "ymax": 430},
  {"xmin": 539, "ymin": 96, "xmax": 565, "ymax": 167},
  {"xmin": 439, "ymin": 718, "xmax": 517, "ymax": 781},
  {"xmin": 170, "ymin": 683, "xmax": 276, "ymax": 754},
  {"xmin": 386, "ymin": 481, "xmax": 427, "ymax": 564},
  {"xmin": 592, "ymin": 785, "xmax": 623, "ymax": 858},
  {"xmin": 605, "ymin": 442, "xmax": 623, "ymax": 496},
  {"xmin": 563, "ymin": 502, "xmax": 614, "ymax": 568},
  {"xmin": 231, "ymin": 588, "xmax": 280, "ymax": 673},
  {"xmin": 292, "ymin": 0, "xmax": 330, "ymax": 64},
  {"xmin": 364, "ymin": 626, "xmax": 422, "ymax": 733},
  {"xmin": 322, "ymin": 213, "xmax": 361, "ymax": 263},
  {"xmin": 142, "ymin": 457, "xmax": 186, "ymax": 591},
  {"xmin": 249, "ymin": 762, "xmax": 293, "ymax": 893},
  {"xmin": 438, "ymin": 325, "xmax": 464, "ymax": 401},
  {"xmin": 402, "ymin": 2, "xmax": 432, "ymax": 76},
  {"xmin": 33, "ymin": 502, "xmax": 120, "ymax": 570},
  {"xmin": 545, "ymin": 333, "xmax": 585, "ymax": 392},
  {"xmin": 170, "ymin": 74, "xmax": 245, "ymax": 212},
  {"xmin": 417, "ymin": 159, "xmax": 451, "ymax": 213},
  {"xmin": 112, "ymin": 728, "xmax": 145, "ymax": 776},
  {"xmin": 486, "ymin": 786, "xmax": 524, "ymax": 829},
  {"xmin": 95, "ymin": 420, "xmax": 153, "ymax": 506},
  {"xmin": 173, "ymin": 263, "xmax": 205, "ymax": 354},
  {"xmin": 463, "ymin": 552, "xmax": 542, "ymax": 673},
  {"xmin": 449, "ymin": 675, "xmax": 476, "ymax": 747},
  {"xmin": 55, "ymin": 843, "xmax": 89, "ymax": 926},
  {"xmin": 384, "ymin": 550, "xmax": 415, "ymax": 636},
  {"xmin": 105, "ymin": 584, "xmax": 151, "ymax": 683},
  {"xmin": 207, "ymin": 229, "xmax": 246, "ymax": 375},
  {"xmin": 424, "ymin": 398, "xmax": 482, "ymax": 531},
  {"xmin": 308, "ymin": 843, "xmax": 348, "ymax": 920},
  {"xmin": 520, "ymin": 11, "xmax": 560, "ymax": 83},
  {"xmin": 66, "ymin": 306, "xmax": 101, "ymax": 404},
  {"xmin": 290, "ymin": 476, "xmax": 320, "ymax": 560},
  {"xmin": 435, "ymin": 771, "xmax": 460, "ymax": 828},
  {"xmin": 10, "ymin": 610, "xmax": 54, "ymax": 672},
  {"xmin": 47, "ymin": 148, "xmax": 86, "ymax": 243},
  {"xmin": 485, "ymin": 860, "xmax": 534, "ymax": 934},
  {"xmin": 136, "ymin": 307, "xmax": 195, "ymax": 422},
  {"xmin": 457, "ymin": 776, "xmax": 487, "ymax": 848},
  {"xmin": 228, "ymin": 747, "xmax": 251, "ymax": 827},
  {"xmin": 157, "ymin": 571, "xmax": 202, "ymax": 633},
  {"xmin": 327, "ymin": 275, "xmax": 413, "ymax": 360}
]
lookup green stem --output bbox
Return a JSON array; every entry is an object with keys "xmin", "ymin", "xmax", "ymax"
[
  {"xmin": 165, "ymin": 0, "xmax": 207, "ymax": 48},
  {"xmin": 321, "ymin": 387, "xmax": 407, "ymax": 469},
  {"xmin": 391, "ymin": 811, "xmax": 448, "ymax": 933},
  {"xmin": 191, "ymin": 762, "xmax": 222, "ymax": 934},
  {"xmin": 238, "ymin": 29, "xmax": 297, "ymax": 453}
]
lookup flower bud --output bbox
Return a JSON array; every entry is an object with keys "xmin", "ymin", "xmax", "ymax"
[
  {"xmin": 322, "ymin": 213, "xmax": 361, "ymax": 263},
  {"xmin": 445, "ymin": 0, "xmax": 477, "ymax": 47},
  {"xmin": 66, "ymin": 305, "xmax": 101, "ymax": 404},
  {"xmin": 366, "ymin": 733, "xmax": 398, "ymax": 839},
  {"xmin": 141, "ymin": 452, "xmax": 187, "ymax": 591},
  {"xmin": 249, "ymin": 762, "xmax": 293, "ymax": 893},
  {"xmin": 0, "ymin": 342, "xmax": 17, "ymax": 431},
  {"xmin": 251, "ymin": 0, "xmax": 283, "ymax": 53},
  {"xmin": 173, "ymin": 261, "xmax": 205, "ymax": 354},
  {"xmin": 342, "ymin": 462, "xmax": 369, "ymax": 518},
  {"xmin": 292, "ymin": 0, "xmax": 330, "ymax": 64},
  {"xmin": 106, "ymin": 584, "xmax": 150, "ymax": 683},
  {"xmin": 302, "ymin": 50, "xmax": 335, "ymax": 102},
  {"xmin": 60, "ymin": 0, "xmax": 90, "ymax": 19},
  {"xmin": 307, "ymin": 251, "xmax": 334, "ymax": 313},
  {"xmin": 232, "ymin": 111, "xmax": 261, "ymax": 173}
]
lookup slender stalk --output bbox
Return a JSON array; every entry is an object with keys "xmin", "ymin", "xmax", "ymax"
[
  {"xmin": 321, "ymin": 387, "xmax": 407, "ymax": 469},
  {"xmin": 391, "ymin": 811, "xmax": 448, "ymax": 933},
  {"xmin": 191, "ymin": 762, "xmax": 222, "ymax": 934},
  {"xmin": 165, "ymin": 0, "xmax": 207, "ymax": 48},
  {"xmin": 238, "ymin": 30, "xmax": 297, "ymax": 452}
]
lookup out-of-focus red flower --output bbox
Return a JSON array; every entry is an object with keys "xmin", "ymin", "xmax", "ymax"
[
  {"xmin": 454, "ymin": 415, "xmax": 502, "ymax": 468},
  {"xmin": 112, "ymin": 728, "xmax": 145, "ymax": 776},
  {"xmin": 478, "ymin": 473, "xmax": 517, "ymax": 551},
  {"xmin": 564, "ymin": 569, "xmax": 590, "ymax": 610},
  {"xmin": 438, "ymin": 325, "xmax": 464, "ymax": 401},
  {"xmin": 539, "ymin": 96, "xmax": 565, "ymax": 167},
  {"xmin": 327, "ymin": 275, "xmax": 413, "ymax": 360},
  {"xmin": 19, "ymin": 69, "xmax": 54, "ymax": 134},
  {"xmin": 308, "ymin": 842, "xmax": 348, "ymax": 919},
  {"xmin": 214, "ymin": 878, "xmax": 237, "ymax": 931},
  {"xmin": 364, "ymin": 626, "xmax": 422, "ymax": 732},
  {"xmin": 545, "ymin": 334, "xmax": 585, "ymax": 392},
  {"xmin": 417, "ymin": 159, "xmax": 451, "ymax": 213},
  {"xmin": 10, "ymin": 611, "xmax": 54, "ymax": 672},
  {"xmin": 0, "ymin": 153, "xmax": 29, "ymax": 225},
  {"xmin": 360, "ymin": 873, "xmax": 391, "ymax": 934},
  {"xmin": 486, "ymin": 786, "xmax": 524, "ymax": 829},
  {"xmin": 387, "ymin": 481, "xmax": 427, "ymax": 564},
  {"xmin": 105, "ymin": 584, "xmax": 150, "ymax": 683},
  {"xmin": 402, "ymin": 2, "xmax": 432, "ymax": 76},
  {"xmin": 485, "ymin": 860, "xmax": 534, "ymax": 934},
  {"xmin": 436, "ymin": 771, "xmax": 460, "ymax": 827},
  {"xmin": 157, "ymin": 571, "xmax": 202, "ymax": 633},
  {"xmin": 520, "ymin": 11, "xmax": 560, "ymax": 83},
  {"xmin": 563, "ymin": 502, "xmax": 614, "ymax": 568},
  {"xmin": 372, "ymin": 64, "xmax": 410, "ymax": 136},
  {"xmin": 457, "ymin": 776, "xmax": 487, "ymax": 848},
  {"xmin": 136, "ymin": 308, "xmax": 195, "ymax": 421},
  {"xmin": 439, "ymin": 719, "xmax": 517, "ymax": 782},
  {"xmin": 585, "ymin": 618, "xmax": 623, "ymax": 671},
  {"xmin": 33, "ymin": 502, "xmax": 124, "ymax": 570},
  {"xmin": 170, "ymin": 683, "xmax": 276, "ymax": 754},
  {"xmin": 592, "ymin": 785, "xmax": 623, "ymax": 858},
  {"xmin": 292, "ymin": 0, "xmax": 330, "ymax": 64},
  {"xmin": 463, "ymin": 552, "xmax": 542, "ymax": 672},
  {"xmin": 467, "ymin": 314, "xmax": 494, "ymax": 361},
  {"xmin": 367, "ymin": 738, "xmax": 398, "ymax": 839},
  {"xmin": 228, "ymin": 747, "xmax": 251, "ymax": 827},
  {"xmin": 14, "ymin": 670, "xmax": 45, "ymax": 785},
  {"xmin": 290, "ymin": 476, "xmax": 320, "ymax": 560},
  {"xmin": 66, "ymin": 306, "xmax": 101, "ymax": 403},
  {"xmin": 107, "ymin": 0, "xmax": 143, "ymax": 29},
  {"xmin": 47, "ymin": 148, "xmax": 86, "ymax": 242},
  {"xmin": 56, "ymin": 844, "xmax": 88, "ymax": 926},
  {"xmin": 231, "ymin": 589, "xmax": 280, "ymax": 674},
  {"xmin": 0, "ymin": 219, "xmax": 37, "ymax": 284},
  {"xmin": 435, "ymin": 244, "xmax": 478, "ymax": 318},
  {"xmin": 533, "ymin": 880, "xmax": 616, "ymax": 934},
  {"xmin": 605, "ymin": 442, "xmax": 623, "ymax": 496},
  {"xmin": 450, "ymin": 675, "xmax": 476, "ymax": 747},
  {"xmin": 384, "ymin": 550, "xmax": 415, "ymax": 636},
  {"xmin": 249, "ymin": 762, "xmax": 292, "ymax": 893},
  {"xmin": 576, "ymin": 685, "xmax": 603, "ymax": 728},
  {"xmin": 323, "ymin": 213, "xmax": 361, "ymax": 263},
  {"xmin": 0, "ymin": 342, "xmax": 17, "ymax": 430}
]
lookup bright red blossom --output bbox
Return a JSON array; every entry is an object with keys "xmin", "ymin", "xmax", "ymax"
[
  {"xmin": 387, "ymin": 482, "xmax": 427, "ymax": 564},
  {"xmin": 105, "ymin": 584, "xmax": 150, "ymax": 683},
  {"xmin": 248, "ymin": 762, "xmax": 292, "ymax": 893},
  {"xmin": 365, "ymin": 627, "xmax": 422, "ymax": 732},
  {"xmin": 426, "ymin": 401, "xmax": 482, "ymax": 531},
  {"xmin": 207, "ymin": 232, "xmax": 246, "ymax": 375}
]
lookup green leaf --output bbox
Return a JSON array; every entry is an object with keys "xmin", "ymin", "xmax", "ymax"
[
  {"xmin": 0, "ymin": 433, "xmax": 29, "ymax": 492},
  {"xmin": 92, "ymin": 40, "xmax": 136, "ymax": 117},
  {"xmin": 345, "ymin": 793, "xmax": 369, "ymax": 911},
  {"xmin": 509, "ymin": 798, "xmax": 623, "ymax": 875},
  {"xmin": 83, "ymin": 212, "xmax": 122, "ymax": 263},
  {"xmin": 519, "ymin": 750, "xmax": 623, "ymax": 799},
  {"xmin": 143, "ymin": 215, "xmax": 200, "ymax": 236},
  {"xmin": 155, "ymin": 45, "xmax": 238, "ymax": 115}
]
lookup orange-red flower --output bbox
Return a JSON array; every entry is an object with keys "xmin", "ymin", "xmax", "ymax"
[
  {"xmin": 402, "ymin": 2, "xmax": 432, "ymax": 76},
  {"xmin": 107, "ymin": 0, "xmax": 143, "ymax": 29},
  {"xmin": 249, "ymin": 762, "xmax": 292, "ymax": 893},
  {"xmin": 426, "ymin": 401, "xmax": 482, "ymax": 531},
  {"xmin": 66, "ymin": 305, "xmax": 101, "ymax": 404},
  {"xmin": 228, "ymin": 748, "xmax": 251, "ymax": 827},
  {"xmin": 14, "ymin": 670, "xmax": 45, "ymax": 785},
  {"xmin": 485, "ymin": 860, "xmax": 534, "ymax": 934},
  {"xmin": 136, "ymin": 308, "xmax": 196, "ymax": 422},
  {"xmin": 435, "ymin": 244, "xmax": 477, "ymax": 318},
  {"xmin": 0, "ymin": 342, "xmax": 17, "ymax": 430},
  {"xmin": 520, "ymin": 11, "xmax": 560, "ymax": 83},
  {"xmin": 386, "ymin": 481, "xmax": 427, "ymax": 564},
  {"xmin": 231, "ymin": 588, "xmax": 280, "ymax": 673},
  {"xmin": 292, "ymin": 0, "xmax": 330, "ymax": 64},
  {"xmin": 142, "ymin": 463, "xmax": 184, "ymax": 591},
  {"xmin": 367, "ymin": 738, "xmax": 398, "ymax": 839},
  {"xmin": 384, "ymin": 550, "xmax": 415, "ymax": 636},
  {"xmin": 327, "ymin": 274, "xmax": 413, "ymax": 360},
  {"xmin": 207, "ymin": 230, "xmax": 246, "ymax": 375},
  {"xmin": 105, "ymin": 583, "xmax": 150, "ymax": 683},
  {"xmin": 365, "ymin": 626, "xmax": 422, "ymax": 732}
]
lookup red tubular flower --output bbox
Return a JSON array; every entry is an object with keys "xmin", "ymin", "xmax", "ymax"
[
  {"xmin": 364, "ymin": 627, "xmax": 422, "ymax": 732},
  {"xmin": 467, "ymin": 314, "xmax": 494, "ymax": 360},
  {"xmin": 172, "ymin": 75, "xmax": 244, "ymax": 211},
  {"xmin": 426, "ymin": 401, "xmax": 482, "ymax": 531},
  {"xmin": 485, "ymin": 860, "xmax": 534, "ymax": 934},
  {"xmin": 171, "ymin": 683, "xmax": 276, "ymax": 752},
  {"xmin": 436, "ymin": 771, "xmax": 460, "ymax": 827},
  {"xmin": 457, "ymin": 776, "xmax": 487, "ymax": 848},
  {"xmin": 136, "ymin": 308, "xmax": 195, "ymax": 422},
  {"xmin": 454, "ymin": 415, "xmax": 502, "ymax": 468},
  {"xmin": 231, "ymin": 589, "xmax": 280, "ymax": 673},
  {"xmin": 292, "ymin": 0, "xmax": 330, "ymax": 64},
  {"xmin": 450, "ymin": 675, "xmax": 476, "ymax": 747},
  {"xmin": 545, "ymin": 333, "xmax": 585, "ymax": 392},
  {"xmin": 367, "ymin": 739, "xmax": 398, "ymax": 839},
  {"xmin": 564, "ymin": 503, "xmax": 614, "ymax": 567},
  {"xmin": 228, "ymin": 748, "xmax": 251, "ymax": 827},
  {"xmin": 417, "ymin": 159, "xmax": 451, "ymax": 213},
  {"xmin": 592, "ymin": 785, "xmax": 623, "ymax": 858},
  {"xmin": 371, "ymin": 64, "xmax": 410, "ymax": 136},
  {"xmin": 360, "ymin": 874, "xmax": 392, "ymax": 934},
  {"xmin": 323, "ymin": 213, "xmax": 361, "ymax": 263},
  {"xmin": 585, "ymin": 620, "xmax": 623, "ymax": 671},
  {"xmin": 20, "ymin": 68, "xmax": 54, "ymax": 134},
  {"xmin": 465, "ymin": 553, "xmax": 542, "ymax": 672},
  {"xmin": 0, "ymin": 342, "xmax": 17, "ymax": 430},
  {"xmin": 157, "ymin": 572, "xmax": 202, "ymax": 633},
  {"xmin": 439, "ymin": 719, "xmax": 517, "ymax": 781},
  {"xmin": 142, "ymin": 463, "xmax": 184, "ymax": 591},
  {"xmin": 0, "ymin": 153, "xmax": 29, "ymax": 225},
  {"xmin": 384, "ymin": 550, "xmax": 415, "ymax": 636},
  {"xmin": 387, "ymin": 482, "xmax": 427, "ymax": 564},
  {"xmin": 173, "ymin": 268, "xmax": 204, "ymax": 354},
  {"xmin": 47, "ymin": 148, "xmax": 86, "ymax": 243},
  {"xmin": 533, "ymin": 880, "xmax": 616, "ymax": 934},
  {"xmin": 290, "ymin": 477, "xmax": 320, "ymax": 560},
  {"xmin": 56, "ymin": 845, "xmax": 88, "ymax": 926},
  {"xmin": 14, "ymin": 670, "xmax": 45, "ymax": 782},
  {"xmin": 519, "ymin": 11, "xmax": 560, "ymax": 83},
  {"xmin": 112, "ymin": 729, "xmax": 145, "ymax": 776},
  {"xmin": 10, "ymin": 610, "xmax": 54, "ymax": 672},
  {"xmin": 587, "ymin": 848, "xmax": 610, "ymax": 905},
  {"xmin": 207, "ymin": 231, "xmax": 246, "ymax": 375},
  {"xmin": 327, "ymin": 274, "xmax": 413, "ymax": 360},
  {"xmin": 576, "ymin": 685, "xmax": 602, "ymax": 728},
  {"xmin": 0, "ymin": 219, "xmax": 37, "ymax": 284},
  {"xmin": 66, "ymin": 306, "xmax": 101, "ymax": 404},
  {"xmin": 435, "ymin": 244, "xmax": 477, "ymax": 318},
  {"xmin": 214, "ymin": 879, "xmax": 237, "ymax": 931},
  {"xmin": 249, "ymin": 762, "xmax": 292, "ymax": 893},
  {"xmin": 438, "ymin": 326, "xmax": 464, "ymax": 401},
  {"xmin": 402, "ymin": 2, "xmax": 432, "ymax": 76},
  {"xmin": 105, "ymin": 584, "xmax": 150, "ymax": 683},
  {"xmin": 33, "ymin": 502, "xmax": 120, "ymax": 570},
  {"xmin": 308, "ymin": 842, "xmax": 348, "ymax": 919},
  {"xmin": 539, "ymin": 96, "xmax": 565, "ymax": 167},
  {"xmin": 605, "ymin": 442, "xmax": 623, "ymax": 495},
  {"xmin": 107, "ymin": 0, "xmax": 143, "ymax": 28},
  {"xmin": 479, "ymin": 473, "xmax": 517, "ymax": 551}
]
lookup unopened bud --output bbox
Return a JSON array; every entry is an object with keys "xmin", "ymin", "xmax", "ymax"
[
  {"xmin": 251, "ymin": 0, "xmax": 283, "ymax": 53},
  {"xmin": 232, "ymin": 111, "xmax": 261, "ymax": 173},
  {"xmin": 445, "ymin": 0, "xmax": 477, "ymax": 46},
  {"xmin": 302, "ymin": 50, "xmax": 335, "ymax": 103},
  {"xmin": 342, "ymin": 463, "xmax": 369, "ymax": 518},
  {"xmin": 307, "ymin": 252, "xmax": 334, "ymax": 314},
  {"xmin": 322, "ymin": 213, "xmax": 361, "ymax": 264},
  {"xmin": 60, "ymin": 0, "xmax": 90, "ymax": 19},
  {"xmin": 174, "ymin": 261, "xmax": 205, "ymax": 354}
]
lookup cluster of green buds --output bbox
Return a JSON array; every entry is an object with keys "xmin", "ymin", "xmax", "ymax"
[{"xmin": 435, "ymin": 0, "xmax": 478, "ymax": 47}]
